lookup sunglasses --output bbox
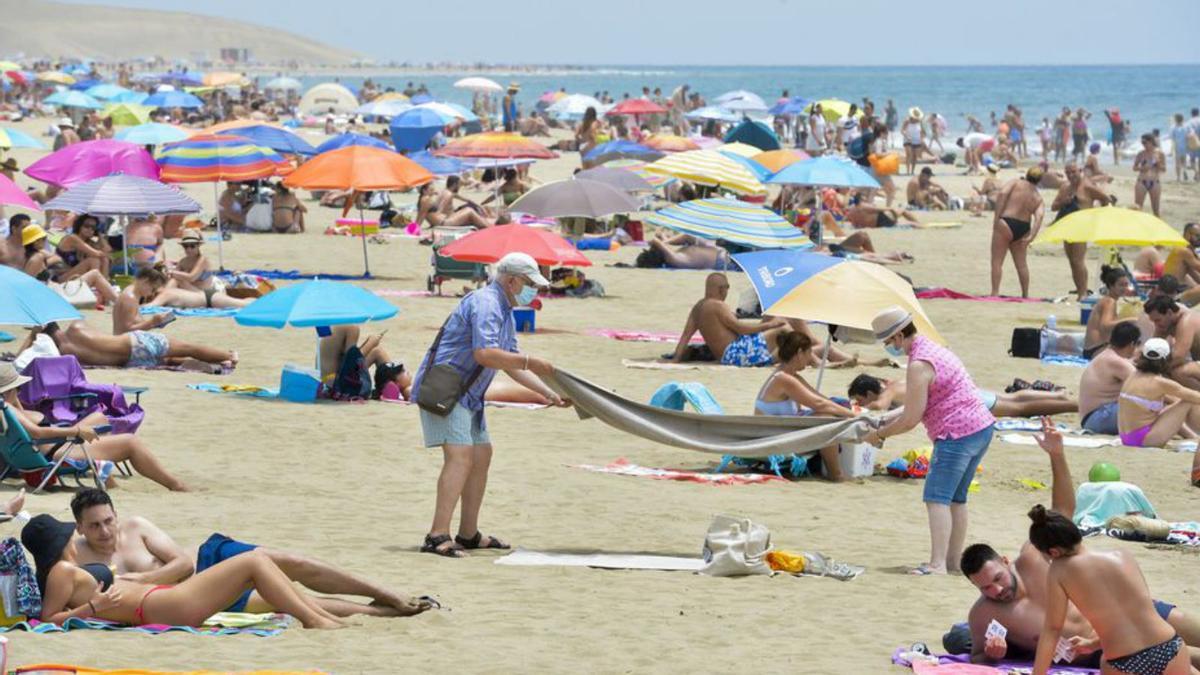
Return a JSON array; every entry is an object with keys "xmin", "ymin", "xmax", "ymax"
[{"xmin": 181, "ymin": 243, "xmax": 199, "ymax": 248}]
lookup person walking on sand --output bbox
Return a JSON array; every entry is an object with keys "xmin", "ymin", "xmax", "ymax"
[
  {"xmin": 1051, "ymin": 162, "xmax": 1116, "ymax": 301},
  {"xmin": 412, "ymin": 253, "xmax": 571, "ymax": 558},
  {"xmin": 990, "ymin": 167, "xmax": 1046, "ymax": 298},
  {"xmin": 864, "ymin": 307, "xmax": 996, "ymax": 576}
]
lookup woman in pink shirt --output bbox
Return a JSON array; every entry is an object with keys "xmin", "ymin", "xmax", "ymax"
[{"xmin": 864, "ymin": 307, "xmax": 996, "ymax": 575}]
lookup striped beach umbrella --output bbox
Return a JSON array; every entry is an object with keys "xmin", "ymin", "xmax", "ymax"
[
  {"xmin": 644, "ymin": 149, "xmax": 767, "ymax": 196},
  {"xmin": 0, "ymin": 127, "xmax": 44, "ymax": 149},
  {"xmin": 41, "ymin": 174, "xmax": 200, "ymax": 216},
  {"xmin": 646, "ymin": 198, "xmax": 812, "ymax": 249},
  {"xmin": 436, "ymin": 132, "xmax": 557, "ymax": 159},
  {"xmin": 643, "ymin": 134, "xmax": 700, "ymax": 153}
]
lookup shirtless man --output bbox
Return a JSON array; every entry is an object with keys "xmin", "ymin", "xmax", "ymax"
[
  {"xmin": 637, "ymin": 234, "xmax": 730, "ymax": 270},
  {"xmin": 1051, "ymin": 163, "xmax": 1116, "ymax": 301},
  {"xmin": 1163, "ymin": 224, "xmax": 1200, "ymax": 306},
  {"xmin": 1144, "ymin": 295, "xmax": 1200, "ymax": 389},
  {"xmin": 906, "ymin": 168, "xmax": 949, "ymax": 210},
  {"xmin": 1077, "ymin": 321, "xmax": 1138, "ymax": 435},
  {"xmin": 990, "ymin": 167, "xmax": 1046, "ymax": 298},
  {"xmin": 846, "ymin": 374, "xmax": 1075, "ymax": 417},
  {"xmin": 66, "ymin": 489, "xmax": 430, "ymax": 618},
  {"xmin": 1, "ymin": 212, "xmax": 30, "ymax": 269},
  {"xmin": 33, "ymin": 320, "xmax": 236, "ymax": 372},
  {"xmin": 959, "ymin": 420, "xmax": 1200, "ymax": 668}
]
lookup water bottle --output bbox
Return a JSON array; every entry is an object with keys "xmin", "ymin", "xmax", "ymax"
[{"xmin": 1047, "ymin": 314, "xmax": 1057, "ymax": 330}]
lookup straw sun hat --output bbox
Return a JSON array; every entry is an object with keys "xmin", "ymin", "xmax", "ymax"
[
  {"xmin": 872, "ymin": 307, "xmax": 913, "ymax": 342},
  {"xmin": 0, "ymin": 362, "xmax": 31, "ymax": 395}
]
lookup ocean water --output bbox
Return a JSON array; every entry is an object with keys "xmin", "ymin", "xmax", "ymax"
[{"xmin": 297, "ymin": 64, "xmax": 1200, "ymax": 138}]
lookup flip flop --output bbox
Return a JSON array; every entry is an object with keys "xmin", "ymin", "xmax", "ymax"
[
  {"xmin": 421, "ymin": 533, "xmax": 466, "ymax": 558},
  {"xmin": 908, "ymin": 564, "xmax": 937, "ymax": 576},
  {"xmin": 455, "ymin": 531, "xmax": 510, "ymax": 550}
]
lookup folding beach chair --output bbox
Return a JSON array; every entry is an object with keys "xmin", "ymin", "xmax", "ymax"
[
  {"xmin": 19, "ymin": 356, "xmax": 146, "ymax": 435},
  {"xmin": 0, "ymin": 401, "xmax": 113, "ymax": 494}
]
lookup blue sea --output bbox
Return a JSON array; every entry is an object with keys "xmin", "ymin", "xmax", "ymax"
[{"xmin": 297, "ymin": 64, "xmax": 1200, "ymax": 138}]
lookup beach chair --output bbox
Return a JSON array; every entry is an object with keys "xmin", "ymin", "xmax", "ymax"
[
  {"xmin": 0, "ymin": 401, "xmax": 113, "ymax": 493},
  {"xmin": 426, "ymin": 230, "xmax": 489, "ymax": 295},
  {"xmin": 19, "ymin": 356, "xmax": 146, "ymax": 434}
]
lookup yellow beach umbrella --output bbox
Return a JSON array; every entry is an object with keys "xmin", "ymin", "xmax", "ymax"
[
  {"xmin": 751, "ymin": 149, "xmax": 811, "ymax": 174},
  {"xmin": 1033, "ymin": 206, "xmax": 1186, "ymax": 247},
  {"xmin": 644, "ymin": 149, "xmax": 767, "ymax": 196},
  {"xmin": 805, "ymin": 99, "xmax": 857, "ymax": 123},
  {"xmin": 101, "ymin": 103, "xmax": 153, "ymax": 126},
  {"xmin": 716, "ymin": 142, "xmax": 760, "ymax": 158},
  {"xmin": 37, "ymin": 71, "xmax": 75, "ymax": 85}
]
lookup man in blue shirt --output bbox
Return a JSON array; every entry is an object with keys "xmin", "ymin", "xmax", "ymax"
[
  {"xmin": 412, "ymin": 252, "xmax": 568, "ymax": 558},
  {"xmin": 502, "ymin": 83, "xmax": 520, "ymax": 133}
]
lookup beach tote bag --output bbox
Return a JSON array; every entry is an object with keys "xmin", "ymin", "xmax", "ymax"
[
  {"xmin": 700, "ymin": 515, "xmax": 773, "ymax": 577},
  {"xmin": 49, "ymin": 279, "xmax": 97, "ymax": 309}
]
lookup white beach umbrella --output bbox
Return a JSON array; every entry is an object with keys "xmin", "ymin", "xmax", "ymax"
[
  {"xmin": 548, "ymin": 94, "xmax": 606, "ymax": 121},
  {"xmin": 454, "ymin": 77, "xmax": 504, "ymax": 93},
  {"xmin": 355, "ymin": 98, "xmax": 414, "ymax": 118}
]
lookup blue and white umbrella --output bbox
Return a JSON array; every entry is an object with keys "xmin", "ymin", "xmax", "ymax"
[
  {"xmin": 355, "ymin": 98, "xmax": 413, "ymax": 118},
  {"xmin": 686, "ymin": 106, "xmax": 741, "ymax": 123},
  {"xmin": 767, "ymin": 156, "xmax": 880, "ymax": 189},
  {"xmin": 646, "ymin": 198, "xmax": 813, "ymax": 250},
  {"xmin": 41, "ymin": 174, "xmax": 201, "ymax": 216},
  {"xmin": 115, "ymin": 123, "xmax": 189, "ymax": 145},
  {"xmin": 768, "ymin": 96, "xmax": 810, "ymax": 116}
]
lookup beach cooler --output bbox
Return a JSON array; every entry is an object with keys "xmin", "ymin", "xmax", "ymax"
[
  {"xmin": 279, "ymin": 365, "xmax": 321, "ymax": 403},
  {"xmin": 1080, "ymin": 297, "xmax": 1098, "ymax": 325},
  {"xmin": 513, "ymin": 307, "xmax": 536, "ymax": 333},
  {"xmin": 822, "ymin": 443, "xmax": 877, "ymax": 480}
]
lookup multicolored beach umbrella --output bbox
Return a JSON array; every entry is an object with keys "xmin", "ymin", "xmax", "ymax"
[
  {"xmin": 583, "ymin": 140, "xmax": 664, "ymax": 165},
  {"xmin": 644, "ymin": 149, "xmax": 767, "ymax": 196},
  {"xmin": 436, "ymin": 132, "xmax": 557, "ymax": 159},
  {"xmin": 647, "ymin": 198, "xmax": 811, "ymax": 249},
  {"xmin": 0, "ymin": 127, "xmax": 44, "ymax": 149}
]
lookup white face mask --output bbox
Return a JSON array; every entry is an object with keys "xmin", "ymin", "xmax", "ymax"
[{"xmin": 516, "ymin": 284, "xmax": 538, "ymax": 306}]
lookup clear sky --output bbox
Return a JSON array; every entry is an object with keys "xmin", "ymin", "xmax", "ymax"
[{"xmin": 66, "ymin": 0, "xmax": 1200, "ymax": 66}]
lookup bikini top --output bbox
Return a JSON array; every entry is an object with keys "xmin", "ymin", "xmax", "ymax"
[
  {"xmin": 81, "ymin": 562, "xmax": 113, "ymax": 591},
  {"xmin": 1120, "ymin": 391, "xmax": 1165, "ymax": 413}
]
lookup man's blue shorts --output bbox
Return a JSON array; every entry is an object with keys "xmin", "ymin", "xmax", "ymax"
[{"xmin": 196, "ymin": 532, "xmax": 259, "ymax": 612}]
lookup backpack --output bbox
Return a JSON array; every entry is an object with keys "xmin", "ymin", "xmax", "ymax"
[
  {"xmin": 1009, "ymin": 327, "xmax": 1040, "ymax": 358},
  {"xmin": 327, "ymin": 345, "xmax": 372, "ymax": 400}
]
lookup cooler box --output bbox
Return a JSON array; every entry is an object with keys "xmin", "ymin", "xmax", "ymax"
[
  {"xmin": 279, "ymin": 364, "xmax": 321, "ymax": 403},
  {"xmin": 822, "ymin": 443, "xmax": 877, "ymax": 479},
  {"xmin": 335, "ymin": 218, "xmax": 380, "ymax": 236},
  {"xmin": 513, "ymin": 307, "xmax": 536, "ymax": 333}
]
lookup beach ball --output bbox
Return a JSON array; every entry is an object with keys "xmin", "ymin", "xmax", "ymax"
[{"xmin": 1088, "ymin": 462, "xmax": 1121, "ymax": 483}]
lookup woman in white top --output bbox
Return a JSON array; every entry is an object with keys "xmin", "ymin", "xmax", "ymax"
[
  {"xmin": 806, "ymin": 104, "xmax": 827, "ymax": 155},
  {"xmin": 901, "ymin": 108, "xmax": 925, "ymax": 175}
]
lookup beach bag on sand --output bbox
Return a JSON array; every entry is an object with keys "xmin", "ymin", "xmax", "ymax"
[
  {"xmin": 1009, "ymin": 328, "xmax": 1039, "ymax": 358},
  {"xmin": 700, "ymin": 515, "xmax": 773, "ymax": 577},
  {"xmin": 49, "ymin": 279, "xmax": 97, "ymax": 308}
]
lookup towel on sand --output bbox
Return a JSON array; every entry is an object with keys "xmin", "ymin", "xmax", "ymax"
[
  {"xmin": 572, "ymin": 458, "xmax": 786, "ymax": 485},
  {"xmin": 14, "ymin": 666, "xmax": 321, "ymax": 674},
  {"xmin": 0, "ymin": 612, "xmax": 292, "ymax": 636},
  {"xmin": 892, "ymin": 647, "xmax": 1098, "ymax": 674},
  {"xmin": 495, "ymin": 548, "xmax": 705, "ymax": 571},
  {"xmin": 915, "ymin": 287, "xmax": 1051, "ymax": 303},
  {"xmin": 1041, "ymin": 354, "xmax": 1089, "ymax": 368},
  {"xmin": 545, "ymin": 369, "xmax": 871, "ymax": 458},
  {"xmin": 586, "ymin": 329, "xmax": 704, "ymax": 345},
  {"xmin": 1074, "ymin": 481, "xmax": 1156, "ymax": 529},
  {"xmin": 140, "ymin": 306, "xmax": 239, "ymax": 318}
]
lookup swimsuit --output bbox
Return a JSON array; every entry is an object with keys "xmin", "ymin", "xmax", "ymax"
[
  {"xmin": 196, "ymin": 533, "xmax": 259, "ymax": 612},
  {"xmin": 1001, "ymin": 217, "xmax": 1031, "ymax": 240},
  {"xmin": 81, "ymin": 562, "xmax": 113, "ymax": 591},
  {"xmin": 754, "ymin": 374, "xmax": 802, "ymax": 416},
  {"xmin": 1106, "ymin": 635, "xmax": 1183, "ymax": 675},
  {"xmin": 203, "ymin": 288, "xmax": 216, "ymax": 308},
  {"xmin": 1082, "ymin": 343, "xmax": 1107, "ymax": 360},
  {"xmin": 876, "ymin": 211, "xmax": 896, "ymax": 228},
  {"xmin": 1119, "ymin": 392, "xmax": 1166, "ymax": 447},
  {"xmin": 721, "ymin": 333, "xmax": 774, "ymax": 367},
  {"xmin": 1055, "ymin": 195, "xmax": 1081, "ymax": 223},
  {"xmin": 133, "ymin": 584, "xmax": 171, "ymax": 625},
  {"xmin": 127, "ymin": 330, "xmax": 170, "ymax": 368}
]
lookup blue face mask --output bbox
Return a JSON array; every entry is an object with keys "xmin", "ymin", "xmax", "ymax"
[
  {"xmin": 884, "ymin": 342, "xmax": 905, "ymax": 357},
  {"xmin": 516, "ymin": 284, "xmax": 538, "ymax": 306}
]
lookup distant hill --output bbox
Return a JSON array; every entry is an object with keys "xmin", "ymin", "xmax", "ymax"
[{"xmin": 0, "ymin": 0, "xmax": 360, "ymax": 64}]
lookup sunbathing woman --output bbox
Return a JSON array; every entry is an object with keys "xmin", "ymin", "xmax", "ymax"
[
  {"xmin": 847, "ymin": 373, "xmax": 1076, "ymax": 417},
  {"xmin": 30, "ymin": 320, "xmax": 236, "ymax": 373},
  {"xmin": 55, "ymin": 214, "xmax": 111, "ymax": 279},
  {"xmin": 141, "ymin": 259, "xmax": 249, "ymax": 312},
  {"xmin": 24, "ymin": 515, "xmax": 344, "ymax": 629},
  {"xmin": 22, "ymin": 225, "xmax": 118, "ymax": 305},
  {"xmin": 753, "ymin": 331, "xmax": 856, "ymax": 482},
  {"xmin": 1083, "ymin": 266, "xmax": 1135, "ymax": 359},
  {"xmin": 165, "ymin": 229, "xmax": 217, "ymax": 293},
  {"xmin": 416, "ymin": 178, "xmax": 496, "ymax": 230},
  {"xmin": 1, "ymin": 364, "xmax": 189, "ymax": 491},
  {"xmin": 1027, "ymin": 505, "xmax": 1192, "ymax": 675},
  {"xmin": 1117, "ymin": 338, "xmax": 1200, "ymax": 486}
]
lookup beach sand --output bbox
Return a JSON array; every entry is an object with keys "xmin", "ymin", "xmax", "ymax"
[{"xmin": 3, "ymin": 120, "xmax": 1200, "ymax": 673}]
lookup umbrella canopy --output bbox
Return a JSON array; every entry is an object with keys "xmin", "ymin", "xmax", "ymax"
[
  {"xmin": 389, "ymin": 108, "xmax": 448, "ymax": 152},
  {"xmin": 315, "ymin": 133, "xmax": 391, "ymax": 154},
  {"xmin": 413, "ymin": 102, "xmax": 471, "ymax": 123},
  {"xmin": 235, "ymin": 280, "xmax": 398, "ymax": 329},
  {"xmin": 768, "ymin": 96, "xmax": 810, "ymax": 116},
  {"xmin": 715, "ymin": 90, "xmax": 765, "ymax": 106},
  {"xmin": 143, "ymin": 91, "xmax": 204, "ymax": 109},
  {"xmin": 1033, "ymin": 207, "xmax": 1187, "ymax": 247},
  {"xmin": 438, "ymin": 223, "xmax": 592, "ymax": 267},
  {"xmin": 724, "ymin": 120, "xmax": 781, "ymax": 151},
  {"xmin": 202, "ymin": 119, "xmax": 286, "ymax": 135},
  {"xmin": 282, "ymin": 145, "xmax": 434, "ymax": 191},
  {"xmin": 408, "ymin": 150, "xmax": 466, "ymax": 176},
  {"xmin": 355, "ymin": 98, "xmax": 413, "ymax": 118},
  {"xmin": 547, "ymin": 94, "xmax": 605, "ymax": 120},
  {"xmin": 0, "ymin": 266, "xmax": 83, "ymax": 326},
  {"xmin": 609, "ymin": 161, "xmax": 675, "ymax": 188},
  {"xmin": 583, "ymin": 140, "xmax": 664, "ymax": 165},
  {"xmin": 26, "ymin": 140, "xmax": 160, "ymax": 188},
  {"xmin": 156, "ymin": 135, "xmax": 288, "ymax": 183},
  {"xmin": 101, "ymin": 103, "xmax": 152, "ymax": 125},
  {"xmin": 0, "ymin": 62, "xmax": 21, "ymax": 72},
  {"xmin": 264, "ymin": 77, "xmax": 302, "ymax": 91},
  {"xmin": 162, "ymin": 71, "xmax": 202, "ymax": 86},
  {"xmin": 686, "ymin": 106, "xmax": 741, "ymax": 123},
  {"xmin": 806, "ymin": 99, "xmax": 856, "ymax": 123},
  {"xmin": 84, "ymin": 83, "xmax": 130, "ymax": 100},
  {"xmin": 453, "ymin": 77, "xmax": 503, "ymax": 93},
  {"xmin": 752, "ymin": 149, "xmax": 811, "ymax": 173},
  {"xmin": 299, "ymin": 83, "xmax": 358, "ymax": 115},
  {"xmin": 43, "ymin": 90, "xmax": 102, "ymax": 109},
  {"xmin": 718, "ymin": 92, "xmax": 769, "ymax": 113},
  {"xmin": 41, "ymin": 174, "xmax": 200, "ymax": 216},
  {"xmin": 767, "ymin": 156, "xmax": 880, "ymax": 189},
  {"xmin": 719, "ymin": 152, "xmax": 773, "ymax": 182},
  {"xmin": 436, "ymin": 132, "xmax": 557, "ymax": 159},
  {"xmin": 644, "ymin": 149, "xmax": 767, "ymax": 196},
  {"xmin": 219, "ymin": 124, "xmax": 317, "ymax": 156},
  {"xmin": 203, "ymin": 72, "xmax": 247, "ymax": 87},
  {"xmin": 642, "ymin": 134, "xmax": 701, "ymax": 153},
  {"xmin": 115, "ymin": 122, "xmax": 189, "ymax": 145},
  {"xmin": 509, "ymin": 178, "xmax": 639, "ymax": 219},
  {"xmin": 110, "ymin": 91, "xmax": 148, "ymax": 105},
  {"xmin": 0, "ymin": 127, "xmax": 44, "ymax": 149},
  {"xmin": 606, "ymin": 99, "xmax": 667, "ymax": 116},
  {"xmin": 575, "ymin": 166, "xmax": 654, "ymax": 193},
  {"xmin": 0, "ymin": 174, "xmax": 40, "ymax": 210},
  {"xmin": 648, "ymin": 198, "xmax": 812, "ymax": 249},
  {"xmin": 716, "ymin": 142, "xmax": 761, "ymax": 158},
  {"xmin": 733, "ymin": 250, "xmax": 943, "ymax": 343},
  {"xmin": 37, "ymin": 72, "xmax": 75, "ymax": 85}
]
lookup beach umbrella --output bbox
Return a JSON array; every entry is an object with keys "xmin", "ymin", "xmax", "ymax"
[
  {"xmin": 155, "ymin": 84, "xmax": 176, "ymax": 93},
  {"xmin": 752, "ymin": 149, "xmax": 810, "ymax": 174},
  {"xmin": 719, "ymin": 95, "xmax": 768, "ymax": 113},
  {"xmin": 719, "ymin": 153, "xmax": 773, "ymax": 182},
  {"xmin": 315, "ymin": 133, "xmax": 391, "ymax": 154},
  {"xmin": 3, "ymin": 71, "xmax": 28, "ymax": 86},
  {"xmin": 163, "ymin": 71, "xmax": 203, "ymax": 86},
  {"xmin": 767, "ymin": 156, "xmax": 879, "ymax": 189},
  {"xmin": 0, "ymin": 128, "xmax": 44, "ymax": 149},
  {"xmin": 644, "ymin": 149, "xmax": 767, "ymax": 196},
  {"xmin": 236, "ymin": 280, "xmax": 398, "ymax": 329},
  {"xmin": 84, "ymin": 84, "xmax": 130, "ymax": 100},
  {"xmin": 41, "ymin": 174, "xmax": 200, "ymax": 216},
  {"xmin": 115, "ymin": 122, "xmax": 189, "ymax": 145},
  {"xmin": 283, "ymin": 146, "xmax": 434, "ymax": 276},
  {"xmin": 43, "ymin": 90, "xmax": 102, "ymax": 110},
  {"xmin": 0, "ymin": 266, "xmax": 83, "ymax": 327},
  {"xmin": 733, "ymin": 249, "xmax": 943, "ymax": 388},
  {"xmin": 408, "ymin": 150, "xmax": 465, "ymax": 176},
  {"xmin": 299, "ymin": 83, "xmax": 358, "ymax": 116},
  {"xmin": 69, "ymin": 79, "xmax": 102, "ymax": 92},
  {"xmin": 101, "ymin": 103, "xmax": 153, "ymax": 126},
  {"xmin": 0, "ymin": 174, "xmax": 40, "ymax": 211},
  {"xmin": 583, "ymin": 140, "xmax": 664, "ymax": 165},
  {"xmin": 389, "ymin": 108, "xmax": 447, "ymax": 153},
  {"xmin": 1033, "ymin": 207, "xmax": 1187, "ymax": 247},
  {"xmin": 642, "ymin": 134, "xmax": 701, "ymax": 153},
  {"xmin": 606, "ymin": 99, "xmax": 667, "ymax": 117},
  {"xmin": 724, "ymin": 120, "xmax": 781, "ymax": 151},
  {"xmin": 805, "ymin": 99, "xmax": 856, "ymax": 123},
  {"xmin": 201, "ymin": 119, "xmax": 283, "ymax": 135},
  {"xmin": 575, "ymin": 166, "xmax": 654, "ymax": 193},
  {"xmin": 219, "ymin": 124, "xmax": 317, "ymax": 156},
  {"xmin": 37, "ymin": 72, "xmax": 75, "ymax": 85},
  {"xmin": 415, "ymin": 102, "xmax": 474, "ymax": 122},
  {"xmin": 110, "ymin": 91, "xmax": 148, "ymax": 105},
  {"xmin": 355, "ymin": 98, "xmax": 413, "ymax": 118},
  {"xmin": 769, "ymin": 96, "xmax": 810, "ymax": 116},
  {"xmin": 203, "ymin": 72, "xmax": 247, "ymax": 87},
  {"xmin": 438, "ymin": 223, "xmax": 592, "ymax": 267},
  {"xmin": 25, "ymin": 140, "xmax": 160, "ymax": 188},
  {"xmin": 374, "ymin": 92, "xmax": 409, "ymax": 103},
  {"xmin": 143, "ymin": 91, "xmax": 204, "ymax": 109},
  {"xmin": 547, "ymin": 94, "xmax": 605, "ymax": 121},
  {"xmin": 509, "ymin": 179, "xmax": 639, "ymax": 219},
  {"xmin": 457, "ymin": 157, "xmax": 539, "ymax": 170},
  {"xmin": 409, "ymin": 93, "xmax": 433, "ymax": 105},
  {"xmin": 608, "ymin": 161, "xmax": 675, "ymax": 188},
  {"xmin": 647, "ymin": 198, "xmax": 811, "ymax": 250},
  {"xmin": 715, "ymin": 90, "xmax": 766, "ymax": 107},
  {"xmin": 0, "ymin": 62, "xmax": 21, "ymax": 72},
  {"xmin": 436, "ymin": 132, "xmax": 557, "ymax": 159},
  {"xmin": 157, "ymin": 135, "xmax": 289, "ymax": 267},
  {"xmin": 454, "ymin": 77, "xmax": 503, "ymax": 93},
  {"xmin": 685, "ymin": 106, "xmax": 741, "ymax": 123},
  {"xmin": 264, "ymin": 77, "xmax": 302, "ymax": 91},
  {"xmin": 716, "ymin": 142, "xmax": 761, "ymax": 158}
]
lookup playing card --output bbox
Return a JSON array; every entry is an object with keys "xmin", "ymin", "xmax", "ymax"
[{"xmin": 986, "ymin": 619, "xmax": 1008, "ymax": 640}]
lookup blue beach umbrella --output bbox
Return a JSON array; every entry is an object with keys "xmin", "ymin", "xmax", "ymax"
[
  {"xmin": 84, "ymin": 84, "xmax": 131, "ymax": 100},
  {"xmin": 223, "ymin": 124, "xmax": 317, "ymax": 156},
  {"xmin": 647, "ymin": 198, "xmax": 813, "ymax": 250},
  {"xmin": 0, "ymin": 127, "xmax": 45, "ymax": 149},
  {"xmin": 768, "ymin": 96, "xmax": 809, "ymax": 116},
  {"xmin": 584, "ymin": 140, "xmax": 664, "ymax": 165},
  {"xmin": 389, "ymin": 108, "xmax": 447, "ymax": 153},
  {"xmin": 408, "ymin": 150, "xmax": 465, "ymax": 176},
  {"xmin": 0, "ymin": 266, "xmax": 83, "ymax": 326},
  {"xmin": 111, "ymin": 91, "xmax": 148, "ymax": 105},
  {"xmin": 115, "ymin": 122, "xmax": 189, "ymax": 145},
  {"xmin": 724, "ymin": 119, "xmax": 780, "ymax": 151},
  {"xmin": 163, "ymin": 71, "xmax": 202, "ymax": 86},
  {"xmin": 409, "ymin": 93, "xmax": 433, "ymax": 105},
  {"xmin": 143, "ymin": 91, "xmax": 204, "ymax": 109},
  {"xmin": 44, "ymin": 90, "xmax": 103, "ymax": 110},
  {"xmin": 315, "ymin": 133, "xmax": 391, "ymax": 154},
  {"xmin": 767, "ymin": 156, "xmax": 880, "ymax": 189}
]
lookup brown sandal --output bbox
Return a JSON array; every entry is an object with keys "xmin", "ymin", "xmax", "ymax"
[{"xmin": 421, "ymin": 533, "xmax": 466, "ymax": 558}]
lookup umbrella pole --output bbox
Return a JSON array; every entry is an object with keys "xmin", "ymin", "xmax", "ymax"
[
  {"xmin": 121, "ymin": 215, "xmax": 130, "ymax": 275},
  {"xmin": 213, "ymin": 183, "xmax": 226, "ymax": 271},
  {"xmin": 358, "ymin": 205, "xmax": 371, "ymax": 278},
  {"xmin": 814, "ymin": 328, "xmax": 832, "ymax": 393}
]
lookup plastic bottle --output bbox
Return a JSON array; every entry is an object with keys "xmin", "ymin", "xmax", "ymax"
[{"xmin": 1047, "ymin": 314, "xmax": 1057, "ymax": 330}]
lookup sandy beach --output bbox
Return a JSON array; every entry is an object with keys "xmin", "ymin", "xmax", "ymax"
[{"xmin": 2, "ymin": 116, "xmax": 1200, "ymax": 673}]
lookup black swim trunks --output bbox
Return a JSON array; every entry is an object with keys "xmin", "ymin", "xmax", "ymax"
[
  {"xmin": 1082, "ymin": 343, "xmax": 1107, "ymax": 360},
  {"xmin": 876, "ymin": 211, "xmax": 896, "ymax": 228},
  {"xmin": 1002, "ymin": 216, "xmax": 1031, "ymax": 240}
]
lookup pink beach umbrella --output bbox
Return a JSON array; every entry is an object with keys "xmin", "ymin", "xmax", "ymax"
[
  {"xmin": 24, "ymin": 140, "xmax": 160, "ymax": 188},
  {"xmin": 0, "ymin": 174, "xmax": 39, "ymax": 210}
]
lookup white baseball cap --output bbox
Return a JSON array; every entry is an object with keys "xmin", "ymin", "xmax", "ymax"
[
  {"xmin": 497, "ymin": 252, "xmax": 549, "ymax": 287},
  {"xmin": 1142, "ymin": 337, "xmax": 1171, "ymax": 360}
]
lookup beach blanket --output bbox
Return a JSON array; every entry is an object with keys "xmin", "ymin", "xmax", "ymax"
[
  {"xmin": 13, "ymin": 667, "xmax": 322, "ymax": 675},
  {"xmin": 86, "ymin": 363, "xmax": 232, "ymax": 375},
  {"xmin": 994, "ymin": 418, "xmax": 1076, "ymax": 433},
  {"xmin": 915, "ymin": 288, "xmax": 1051, "ymax": 303},
  {"xmin": 0, "ymin": 612, "xmax": 292, "ymax": 637},
  {"xmin": 892, "ymin": 648, "xmax": 1098, "ymax": 674},
  {"xmin": 586, "ymin": 329, "xmax": 704, "ymax": 345},
  {"xmin": 572, "ymin": 458, "xmax": 787, "ymax": 485},
  {"xmin": 140, "ymin": 306, "xmax": 239, "ymax": 318},
  {"xmin": 998, "ymin": 432, "xmax": 1118, "ymax": 448},
  {"xmin": 495, "ymin": 548, "xmax": 705, "ymax": 571},
  {"xmin": 241, "ymin": 268, "xmax": 372, "ymax": 281},
  {"xmin": 1074, "ymin": 481, "xmax": 1156, "ymax": 529},
  {"xmin": 373, "ymin": 289, "xmax": 435, "ymax": 298},
  {"xmin": 1041, "ymin": 354, "xmax": 1089, "ymax": 368},
  {"xmin": 621, "ymin": 358, "xmax": 739, "ymax": 371},
  {"xmin": 544, "ymin": 369, "xmax": 872, "ymax": 458}
]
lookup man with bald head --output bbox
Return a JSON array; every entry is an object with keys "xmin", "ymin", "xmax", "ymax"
[{"xmin": 669, "ymin": 273, "xmax": 790, "ymax": 366}]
